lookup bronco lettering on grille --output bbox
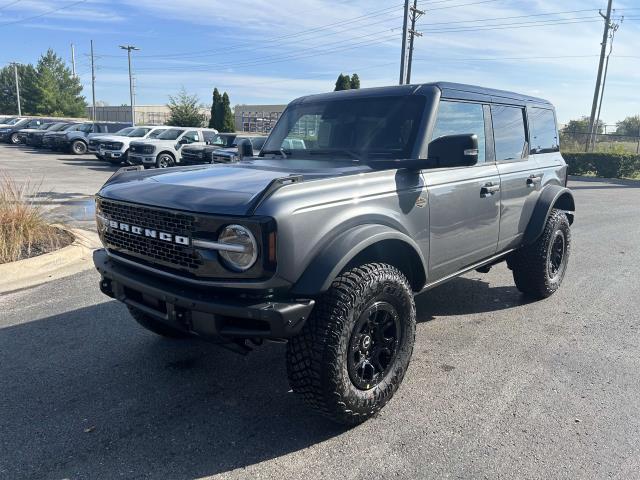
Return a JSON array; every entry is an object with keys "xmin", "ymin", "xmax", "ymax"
[{"xmin": 107, "ymin": 219, "xmax": 190, "ymax": 246}]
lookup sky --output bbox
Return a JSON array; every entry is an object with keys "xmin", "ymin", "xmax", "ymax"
[{"xmin": 0, "ymin": 0, "xmax": 639, "ymax": 125}]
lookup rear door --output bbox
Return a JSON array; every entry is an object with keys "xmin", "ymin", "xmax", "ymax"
[
  {"xmin": 492, "ymin": 104, "xmax": 542, "ymax": 251},
  {"xmin": 528, "ymin": 106, "xmax": 565, "ymax": 187},
  {"xmin": 424, "ymin": 100, "xmax": 501, "ymax": 281}
]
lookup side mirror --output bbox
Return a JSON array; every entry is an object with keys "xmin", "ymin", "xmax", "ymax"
[
  {"xmin": 428, "ymin": 134, "xmax": 479, "ymax": 168},
  {"xmin": 178, "ymin": 137, "xmax": 189, "ymax": 145},
  {"xmin": 238, "ymin": 139, "xmax": 254, "ymax": 160}
]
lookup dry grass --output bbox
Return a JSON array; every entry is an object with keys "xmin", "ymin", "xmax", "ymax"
[{"xmin": 0, "ymin": 173, "xmax": 72, "ymax": 264}]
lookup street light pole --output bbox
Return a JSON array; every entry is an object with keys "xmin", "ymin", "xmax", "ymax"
[
  {"xmin": 12, "ymin": 63, "xmax": 21, "ymax": 116},
  {"xmin": 120, "ymin": 45, "xmax": 139, "ymax": 126}
]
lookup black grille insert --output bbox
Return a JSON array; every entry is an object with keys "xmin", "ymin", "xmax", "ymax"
[{"xmin": 100, "ymin": 200, "xmax": 203, "ymax": 272}]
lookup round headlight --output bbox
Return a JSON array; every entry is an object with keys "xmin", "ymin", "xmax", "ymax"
[{"xmin": 218, "ymin": 224, "xmax": 258, "ymax": 272}]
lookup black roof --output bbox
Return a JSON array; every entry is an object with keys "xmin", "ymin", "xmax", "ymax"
[{"xmin": 295, "ymin": 81, "xmax": 551, "ymax": 107}]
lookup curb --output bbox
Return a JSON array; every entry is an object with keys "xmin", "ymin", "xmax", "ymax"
[{"xmin": 0, "ymin": 227, "xmax": 101, "ymax": 294}]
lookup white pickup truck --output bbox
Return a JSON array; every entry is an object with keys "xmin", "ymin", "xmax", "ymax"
[
  {"xmin": 128, "ymin": 127, "xmax": 219, "ymax": 168},
  {"xmin": 89, "ymin": 126, "xmax": 169, "ymax": 164}
]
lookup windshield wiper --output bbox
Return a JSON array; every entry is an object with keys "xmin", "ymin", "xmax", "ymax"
[
  {"xmin": 262, "ymin": 149, "xmax": 288, "ymax": 159},
  {"xmin": 307, "ymin": 149, "xmax": 362, "ymax": 161}
]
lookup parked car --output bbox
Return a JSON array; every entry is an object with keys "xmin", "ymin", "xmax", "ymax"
[
  {"xmin": 16, "ymin": 121, "xmax": 56, "ymax": 144},
  {"xmin": 0, "ymin": 118, "xmax": 52, "ymax": 144},
  {"xmin": 87, "ymin": 126, "xmax": 137, "ymax": 157},
  {"xmin": 42, "ymin": 123, "xmax": 82, "ymax": 149},
  {"xmin": 56, "ymin": 122, "xmax": 132, "ymax": 154},
  {"xmin": 26, "ymin": 122, "xmax": 72, "ymax": 147},
  {"xmin": 91, "ymin": 126, "xmax": 169, "ymax": 164},
  {"xmin": 128, "ymin": 127, "xmax": 218, "ymax": 168},
  {"xmin": 181, "ymin": 134, "xmax": 267, "ymax": 165},
  {"xmin": 0, "ymin": 116, "xmax": 21, "ymax": 127},
  {"xmin": 93, "ymin": 82, "xmax": 575, "ymax": 424}
]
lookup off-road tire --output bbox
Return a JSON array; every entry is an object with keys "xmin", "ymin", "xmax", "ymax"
[
  {"xmin": 510, "ymin": 208, "xmax": 571, "ymax": 299},
  {"xmin": 286, "ymin": 263, "xmax": 416, "ymax": 425},
  {"xmin": 156, "ymin": 152, "xmax": 175, "ymax": 168},
  {"xmin": 127, "ymin": 305, "xmax": 190, "ymax": 339},
  {"xmin": 10, "ymin": 132, "xmax": 20, "ymax": 144},
  {"xmin": 71, "ymin": 140, "xmax": 87, "ymax": 155}
]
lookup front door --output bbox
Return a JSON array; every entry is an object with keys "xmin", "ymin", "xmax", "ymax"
[{"xmin": 423, "ymin": 100, "xmax": 501, "ymax": 281}]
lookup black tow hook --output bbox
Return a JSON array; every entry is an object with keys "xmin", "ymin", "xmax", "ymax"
[{"xmin": 99, "ymin": 278, "xmax": 114, "ymax": 298}]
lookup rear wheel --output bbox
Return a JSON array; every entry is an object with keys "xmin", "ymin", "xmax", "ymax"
[
  {"xmin": 127, "ymin": 306, "xmax": 190, "ymax": 339},
  {"xmin": 71, "ymin": 140, "xmax": 87, "ymax": 155},
  {"xmin": 286, "ymin": 263, "xmax": 416, "ymax": 425},
  {"xmin": 156, "ymin": 152, "xmax": 175, "ymax": 168},
  {"xmin": 509, "ymin": 209, "xmax": 571, "ymax": 299}
]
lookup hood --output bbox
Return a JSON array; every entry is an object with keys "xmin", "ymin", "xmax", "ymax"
[
  {"xmin": 90, "ymin": 135, "xmax": 122, "ymax": 142},
  {"xmin": 98, "ymin": 159, "xmax": 366, "ymax": 216}
]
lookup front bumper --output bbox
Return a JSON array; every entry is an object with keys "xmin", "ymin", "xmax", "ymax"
[
  {"xmin": 94, "ymin": 249, "xmax": 314, "ymax": 339},
  {"xmin": 128, "ymin": 154, "xmax": 155, "ymax": 165}
]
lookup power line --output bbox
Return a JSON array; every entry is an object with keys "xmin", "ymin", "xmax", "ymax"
[
  {"xmin": 0, "ymin": 0, "xmax": 87, "ymax": 27},
  {"xmin": 0, "ymin": 0, "xmax": 21, "ymax": 12}
]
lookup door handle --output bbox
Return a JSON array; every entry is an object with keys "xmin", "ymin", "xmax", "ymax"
[
  {"xmin": 527, "ymin": 175, "xmax": 542, "ymax": 187},
  {"xmin": 480, "ymin": 183, "xmax": 500, "ymax": 198}
]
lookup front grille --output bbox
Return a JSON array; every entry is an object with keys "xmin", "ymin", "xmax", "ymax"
[
  {"xmin": 105, "ymin": 141, "xmax": 123, "ymax": 150},
  {"xmin": 182, "ymin": 150, "xmax": 203, "ymax": 162},
  {"xmin": 100, "ymin": 200, "xmax": 203, "ymax": 272},
  {"xmin": 131, "ymin": 144, "xmax": 154, "ymax": 154}
]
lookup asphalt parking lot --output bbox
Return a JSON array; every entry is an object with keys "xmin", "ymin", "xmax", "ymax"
[{"xmin": 1, "ymin": 144, "xmax": 639, "ymax": 479}]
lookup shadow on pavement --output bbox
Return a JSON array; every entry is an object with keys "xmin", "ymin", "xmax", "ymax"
[
  {"xmin": 0, "ymin": 301, "xmax": 344, "ymax": 479},
  {"xmin": 62, "ymin": 160, "xmax": 119, "ymax": 172},
  {"xmin": 0, "ymin": 275, "xmax": 527, "ymax": 479},
  {"xmin": 415, "ymin": 275, "xmax": 531, "ymax": 322}
]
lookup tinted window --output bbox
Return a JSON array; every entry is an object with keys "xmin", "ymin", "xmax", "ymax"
[
  {"xmin": 492, "ymin": 105, "xmax": 527, "ymax": 161},
  {"xmin": 431, "ymin": 100, "xmax": 486, "ymax": 164},
  {"xmin": 202, "ymin": 131, "xmax": 221, "ymax": 143},
  {"xmin": 147, "ymin": 128, "xmax": 167, "ymax": 138},
  {"xmin": 529, "ymin": 107, "xmax": 559, "ymax": 154},
  {"xmin": 127, "ymin": 127, "xmax": 151, "ymax": 137},
  {"xmin": 183, "ymin": 131, "xmax": 200, "ymax": 143},
  {"xmin": 251, "ymin": 137, "xmax": 266, "ymax": 150},
  {"xmin": 262, "ymin": 95, "xmax": 426, "ymax": 160},
  {"xmin": 157, "ymin": 128, "xmax": 185, "ymax": 140}
]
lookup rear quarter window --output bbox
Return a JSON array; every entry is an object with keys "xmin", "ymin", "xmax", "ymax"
[{"xmin": 528, "ymin": 107, "xmax": 559, "ymax": 154}]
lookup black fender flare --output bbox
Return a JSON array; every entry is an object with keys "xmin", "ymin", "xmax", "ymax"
[
  {"xmin": 522, "ymin": 185, "xmax": 575, "ymax": 246},
  {"xmin": 291, "ymin": 224, "xmax": 427, "ymax": 296}
]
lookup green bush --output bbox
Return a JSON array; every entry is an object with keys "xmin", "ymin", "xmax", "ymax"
[{"xmin": 562, "ymin": 152, "xmax": 640, "ymax": 179}]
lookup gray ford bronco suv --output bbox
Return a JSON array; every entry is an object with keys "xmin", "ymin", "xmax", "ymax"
[{"xmin": 93, "ymin": 82, "xmax": 575, "ymax": 425}]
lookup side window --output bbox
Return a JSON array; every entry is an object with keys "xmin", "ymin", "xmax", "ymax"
[
  {"xmin": 528, "ymin": 107, "xmax": 559, "ymax": 154},
  {"xmin": 202, "ymin": 131, "xmax": 216, "ymax": 143},
  {"xmin": 491, "ymin": 105, "xmax": 527, "ymax": 161},
  {"xmin": 183, "ymin": 131, "xmax": 200, "ymax": 143},
  {"xmin": 431, "ymin": 101, "xmax": 486, "ymax": 164}
]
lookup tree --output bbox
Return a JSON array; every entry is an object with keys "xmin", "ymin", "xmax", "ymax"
[
  {"xmin": 166, "ymin": 88, "xmax": 205, "ymax": 127},
  {"xmin": 561, "ymin": 116, "xmax": 604, "ymax": 136},
  {"xmin": 209, "ymin": 87, "xmax": 222, "ymax": 129},
  {"xmin": 33, "ymin": 49, "xmax": 85, "ymax": 117},
  {"xmin": 0, "ymin": 63, "xmax": 38, "ymax": 115},
  {"xmin": 615, "ymin": 115, "xmax": 640, "ymax": 137},
  {"xmin": 220, "ymin": 92, "xmax": 235, "ymax": 132},
  {"xmin": 334, "ymin": 73, "xmax": 351, "ymax": 91},
  {"xmin": 350, "ymin": 73, "xmax": 361, "ymax": 89}
]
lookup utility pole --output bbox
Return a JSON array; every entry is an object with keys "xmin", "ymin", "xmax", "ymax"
[
  {"xmin": 399, "ymin": 0, "xmax": 410, "ymax": 85},
  {"xmin": 120, "ymin": 44, "xmax": 139, "ymax": 126},
  {"xmin": 595, "ymin": 18, "xmax": 622, "ymax": 142},
  {"xmin": 11, "ymin": 63, "xmax": 21, "ymax": 116},
  {"xmin": 90, "ymin": 40, "xmax": 96, "ymax": 121},
  {"xmin": 406, "ymin": 0, "xmax": 425, "ymax": 84},
  {"xmin": 71, "ymin": 43, "xmax": 77, "ymax": 77},
  {"xmin": 586, "ymin": 0, "xmax": 613, "ymax": 152}
]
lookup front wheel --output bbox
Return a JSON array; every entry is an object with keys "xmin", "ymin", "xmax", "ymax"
[
  {"xmin": 286, "ymin": 263, "xmax": 416, "ymax": 425},
  {"xmin": 71, "ymin": 140, "xmax": 87, "ymax": 155},
  {"xmin": 156, "ymin": 153, "xmax": 175, "ymax": 168},
  {"xmin": 509, "ymin": 209, "xmax": 571, "ymax": 299},
  {"xmin": 10, "ymin": 133, "xmax": 20, "ymax": 144}
]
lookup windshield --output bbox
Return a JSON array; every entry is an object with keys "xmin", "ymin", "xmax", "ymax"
[
  {"xmin": 62, "ymin": 124, "xmax": 81, "ymax": 132},
  {"xmin": 209, "ymin": 134, "xmax": 236, "ymax": 147},
  {"xmin": 147, "ymin": 128, "xmax": 167, "ymax": 138},
  {"xmin": 156, "ymin": 128, "xmax": 185, "ymax": 140},
  {"xmin": 12, "ymin": 118, "xmax": 30, "ymax": 127},
  {"xmin": 78, "ymin": 123, "xmax": 94, "ymax": 133},
  {"xmin": 115, "ymin": 127, "xmax": 135, "ymax": 136},
  {"xmin": 127, "ymin": 127, "xmax": 152, "ymax": 137},
  {"xmin": 38, "ymin": 123, "xmax": 53, "ymax": 130},
  {"xmin": 261, "ymin": 95, "xmax": 425, "ymax": 160},
  {"xmin": 2, "ymin": 117, "xmax": 18, "ymax": 125},
  {"xmin": 47, "ymin": 123, "xmax": 69, "ymax": 132}
]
